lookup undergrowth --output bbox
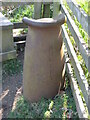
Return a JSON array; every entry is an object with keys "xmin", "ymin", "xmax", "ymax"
[
  {"xmin": 64, "ymin": 2, "xmax": 88, "ymax": 45},
  {"xmin": 75, "ymin": 0, "xmax": 89, "ymax": 15},
  {"xmin": 63, "ymin": 1, "xmax": 90, "ymax": 117},
  {"xmin": 2, "ymin": 58, "xmax": 22, "ymax": 77},
  {"xmin": 63, "ymin": 1, "xmax": 90, "ymax": 86},
  {"xmin": 8, "ymin": 77, "xmax": 78, "ymax": 119}
]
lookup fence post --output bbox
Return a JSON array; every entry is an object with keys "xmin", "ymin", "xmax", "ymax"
[
  {"xmin": 53, "ymin": 1, "xmax": 60, "ymax": 17},
  {"xmin": 88, "ymin": 92, "xmax": 90, "ymax": 115},
  {"xmin": 43, "ymin": 4, "xmax": 50, "ymax": 18},
  {"xmin": 34, "ymin": 2, "xmax": 42, "ymax": 19},
  {"xmin": 88, "ymin": 15, "xmax": 90, "ymax": 49}
]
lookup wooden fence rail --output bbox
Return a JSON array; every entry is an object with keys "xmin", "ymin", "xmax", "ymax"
[
  {"xmin": 13, "ymin": 22, "xmax": 28, "ymax": 29},
  {"xmin": 61, "ymin": 2, "xmax": 90, "ymax": 73},
  {"xmin": 66, "ymin": 0, "xmax": 88, "ymax": 34},
  {"xmin": 60, "ymin": 0, "xmax": 90, "ymax": 117},
  {"xmin": 0, "ymin": 1, "xmax": 53, "ymax": 6},
  {"xmin": 64, "ymin": 48, "xmax": 88, "ymax": 118},
  {"xmin": 0, "ymin": 1, "xmax": 90, "ymax": 118},
  {"xmin": 62, "ymin": 25, "xmax": 89, "ymax": 116}
]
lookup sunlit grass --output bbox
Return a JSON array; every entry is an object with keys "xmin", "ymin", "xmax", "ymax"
[
  {"xmin": 8, "ymin": 78, "xmax": 78, "ymax": 119},
  {"xmin": 63, "ymin": 2, "xmax": 90, "ymax": 85},
  {"xmin": 64, "ymin": 2, "xmax": 88, "ymax": 44},
  {"xmin": 75, "ymin": 0, "xmax": 89, "ymax": 14},
  {"xmin": 64, "ymin": 22, "xmax": 90, "ymax": 85}
]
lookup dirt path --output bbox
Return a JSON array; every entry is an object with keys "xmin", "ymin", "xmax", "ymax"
[{"xmin": 1, "ymin": 51, "xmax": 24, "ymax": 118}]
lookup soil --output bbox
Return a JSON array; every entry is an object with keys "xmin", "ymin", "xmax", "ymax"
[{"xmin": 1, "ymin": 51, "xmax": 24, "ymax": 118}]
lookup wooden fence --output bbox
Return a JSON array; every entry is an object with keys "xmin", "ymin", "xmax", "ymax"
[
  {"xmin": 60, "ymin": 0, "xmax": 90, "ymax": 118},
  {"xmin": 1, "ymin": 0, "xmax": 90, "ymax": 118}
]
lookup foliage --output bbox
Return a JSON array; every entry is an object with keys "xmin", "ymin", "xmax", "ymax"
[
  {"xmin": 63, "ymin": 2, "xmax": 90, "ymax": 116},
  {"xmin": 8, "ymin": 78, "xmax": 78, "ymax": 119},
  {"xmin": 64, "ymin": 2, "xmax": 88, "ymax": 45},
  {"xmin": 64, "ymin": 2, "xmax": 90, "ymax": 86},
  {"xmin": 50, "ymin": 4, "xmax": 53, "ymax": 18},
  {"xmin": 75, "ymin": 0, "xmax": 89, "ymax": 14},
  {"xmin": 9, "ymin": 5, "xmax": 34, "ymax": 22},
  {"xmin": 1, "ymin": 4, "xmax": 53, "ymax": 23},
  {"xmin": 64, "ymin": 23, "xmax": 90, "ymax": 86},
  {"xmin": 1, "ymin": 4, "xmax": 53, "ymax": 34},
  {"xmin": 2, "ymin": 58, "xmax": 22, "ymax": 77},
  {"xmin": 1, "ymin": 2, "xmax": 89, "ymax": 118}
]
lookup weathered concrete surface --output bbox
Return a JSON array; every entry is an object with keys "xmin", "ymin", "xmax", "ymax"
[{"xmin": 0, "ymin": 12, "xmax": 16, "ymax": 62}]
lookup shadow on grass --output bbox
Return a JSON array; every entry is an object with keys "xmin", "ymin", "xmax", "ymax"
[
  {"xmin": 8, "ymin": 76, "xmax": 79, "ymax": 119},
  {"xmin": 1, "ymin": 52, "xmax": 78, "ymax": 119},
  {"xmin": 1, "ymin": 52, "xmax": 24, "ymax": 118}
]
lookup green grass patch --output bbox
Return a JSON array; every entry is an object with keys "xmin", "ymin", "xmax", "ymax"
[
  {"xmin": 75, "ymin": 0, "xmax": 89, "ymax": 14},
  {"xmin": 64, "ymin": 2, "xmax": 88, "ymax": 45},
  {"xmin": 8, "ymin": 78, "xmax": 78, "ymax": 119},
  {"xmin": 64, "ymin": 23, "xmax": 90, "ymax": 86},
  {"xmin": 63, "ymin": 2, "xmax": 90, "ymax": 86},
  {"xmin": 2, "ymin": 58, "xmax": 22, "ymax": 77}
]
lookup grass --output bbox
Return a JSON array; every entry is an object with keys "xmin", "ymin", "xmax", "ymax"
[
  {"xmin": 1, "ymin": 2, "xmax": 89, "ymax": 118},
  {"xmin": 64, "ymin": 2, "xmax": 88, "ymax": 45},
  {"xmin": 63, "ymin": 1, "xmax": 90, "ymax": 117},
  {"xmin": 64, "ymin": 23, "xmax": 90, "ymax": 86},
  {"xmin": 75, "ymin": 0, "xmax": 89, "ymax": 14},
  {"xmin": 2, "ymin": 58, "xmax": 22, "ymax": 78},
  {"xmin": 2, "ymin": 54, "xmax": 78, "ymax": 119},
  {"xmin": 63, "ymin": 2, "xmax": 90, "ymax": 86},
  {"xmin": 8, "ymin": 77, "xmax": 78, "ymax": 119}
]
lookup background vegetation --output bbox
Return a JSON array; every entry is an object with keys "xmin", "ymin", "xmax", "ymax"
[
  {"xmin": 75, "ymin": 0, "xmax": 89, "ymax": 14},
  {"xmin": 63, "ymin": 0, "xmax": 90, "ymax": 86}
]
